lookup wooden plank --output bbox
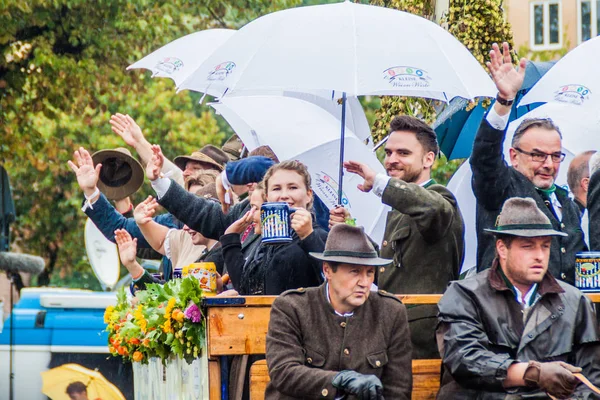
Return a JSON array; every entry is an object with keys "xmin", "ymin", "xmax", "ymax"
[
  {"xmin": 247, "ymin": 359, "xmax": 442, "ymax": 400},
  {"xmin": 412, "ymin": 359, "xmax": 441, "ymax": 400},
  {"xmin": 250, "ymin": 360, "xmax": 269, "ymax": 400},
  {"xmin": 207, "ymin": 307, "xmax": 272, "ymax": 357},
  {"xmin": 587, "ymin": 293, "xmax": 600, "ymax": 303},
  {"xmin": 208, "ymin": 359, "xmax": 221, "ymax": 400}
]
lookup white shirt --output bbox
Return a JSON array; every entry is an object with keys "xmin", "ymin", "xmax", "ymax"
[{"xmin": 514, "ymin": 283, "xmax": 540, "ymax": 308}]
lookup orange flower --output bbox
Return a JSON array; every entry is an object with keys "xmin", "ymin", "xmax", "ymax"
[
  {"xmin": 132, "ymin": 351, "xmax": 144, "ymax": 362},
  {"xmin": 128, "ymin": 337, "xmax": 140, "ymax": 345},
  {"xmin": 142, "ymin": 338, "xmax": 150, "ymax": 347},
  {"xmin": 172, "ymin": 309, "xmax": 185, "ymax": 323}
]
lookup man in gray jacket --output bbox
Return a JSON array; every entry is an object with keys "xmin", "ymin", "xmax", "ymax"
[{"xmin": 437, "ymin": 197, "xmax": 600, "ymax": 399}]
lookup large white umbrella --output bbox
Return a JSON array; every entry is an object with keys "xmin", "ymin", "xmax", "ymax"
[
  {"xmin": 519, "ymin": 35, "xmax": 600, "ymax": 107},
  {"xmin": 211, "ymin": 95, "xmax": 389, "ymax": 243},
  {"xmin": 127, "ymin": 29, "xmax": 236, "ymax": 89},
  {"xmin": 449, "ymin": 102, "xmax": 600, "ymax": 274},
  {"xmin": 182, "ymin": 1, "xmax": 495, "ymax": 202},
  {"xmin": 180, "ymin": 1, "xmax": 495, "ymax": 100}
]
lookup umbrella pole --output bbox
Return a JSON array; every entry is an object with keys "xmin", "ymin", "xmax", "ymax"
[{"xmin": 338, "ymin": 92, "xmax": 347, "ymax": 205}]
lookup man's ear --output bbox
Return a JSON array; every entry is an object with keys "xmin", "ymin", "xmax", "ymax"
[
  {"xmin": 509, "ymin": 148, "xmax": 519, "ymax": 168},
  {"xmin": 323, "ymin": 262, "xmax": 333, "ymax": 281},
  {"xmin": 247, "ymin": 182, "xmax": 258, "ymax": 192},
  {"xmin": 423, "ymin": 151, "xmax": 435, "ymax": 169},
  {"xmin": 582, "ymin": 177, "xmax": 590, "ymax": 193},
  {"xmin": 496, "ymin": 239, "xmax": 508, "ymax": 261}
]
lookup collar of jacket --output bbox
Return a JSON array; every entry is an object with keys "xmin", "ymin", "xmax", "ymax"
[
  {"xmin": 488, "ymin": 258, "xmax": 564, "ymax": 296},
  {"xmin": 423, "ymin": 178, "xmax": 437, "ymax": 189}
]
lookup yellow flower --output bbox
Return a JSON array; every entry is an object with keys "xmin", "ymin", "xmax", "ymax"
[
  {"xmin": 104, "ymin": 306, "xmax": 115, "ymax": 324},
  {"xmin": 133, "ymin": 304, "xmax": 148, "ymax": 334},
  {"xmin": 162, "ymin": 318, "xmax": 173, "ymax": 334}
]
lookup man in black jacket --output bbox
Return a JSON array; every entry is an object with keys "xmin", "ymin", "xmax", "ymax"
[{"xmin": 470, "ymin": 42, "xmax": 586, "ymax": 284}]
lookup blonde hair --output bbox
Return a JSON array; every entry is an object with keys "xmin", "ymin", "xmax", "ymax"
[{"xmin": 261, "ymin": 160, "xmax": 313, "ymax": 209}]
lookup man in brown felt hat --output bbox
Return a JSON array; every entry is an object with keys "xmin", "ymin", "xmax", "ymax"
[
  {"xmin": 265, "ymin": 224, "xmax": 412, "ymax": 400},
  {"xmin": 173, "ymin": 145, "xmax": 229, "ymax": 175},
  {"xmin": 436, "ymin": 197, "xmax": 600, "ymax": 400}
]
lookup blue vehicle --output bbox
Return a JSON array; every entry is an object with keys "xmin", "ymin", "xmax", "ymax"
[{"xmin": 0, "ymin": 288, "xmax": 133, "ymax": 399}]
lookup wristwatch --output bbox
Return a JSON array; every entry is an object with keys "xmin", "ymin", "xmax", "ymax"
[{"xmin": 496, "ymin": 93, "xmax": 515, "ymax": 106}]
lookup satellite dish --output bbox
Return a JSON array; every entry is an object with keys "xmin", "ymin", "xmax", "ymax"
[{"xmin": 84, "ymin": 218, "xmax": 120, "ymax": 290}]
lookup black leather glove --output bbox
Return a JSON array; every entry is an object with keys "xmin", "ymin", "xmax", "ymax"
[
  {"xmin": 523, "ymin": 361, "xmax": 581, "ymax": 399},
  {"xmin": 332, "ymin": 370, "xmax": 384, "ymax": 400}
]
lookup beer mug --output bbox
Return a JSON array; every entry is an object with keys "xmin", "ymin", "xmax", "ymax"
[
  {"xmin": 260, "ymin": 202, "xmax": 297, "ymax": 244},
  {"xmin": 575, "ymin": 252, "xmax": 600, "ymax": 292}
]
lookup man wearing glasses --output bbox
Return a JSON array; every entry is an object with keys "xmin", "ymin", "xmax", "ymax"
[{"xmin": 470, "ymin": 42, "xmax": 587, "ymax": 285}]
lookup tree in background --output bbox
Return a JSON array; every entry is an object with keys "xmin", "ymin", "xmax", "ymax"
[
  {"xmin": 370, "ymin": 0, "xmax": 514, "ymax": 183},
  {"xmin": 0, "ymin": 0, "xmax": 299, "ymax": 288}
]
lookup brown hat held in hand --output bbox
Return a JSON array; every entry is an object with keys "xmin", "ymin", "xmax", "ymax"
[{"xmin": 92, "ymin": 148, "xmax": 144, "ymax": 200}]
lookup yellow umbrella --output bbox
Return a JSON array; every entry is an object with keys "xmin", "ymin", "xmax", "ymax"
[{"xmin": 41, "ymin": 363, "xmax": 125, "ymax": 400}]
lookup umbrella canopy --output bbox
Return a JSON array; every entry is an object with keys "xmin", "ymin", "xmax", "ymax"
[
  {"xmin": 41, "ymin": 363, "xmax": 125, "ymax": 400},
  {"xmin": 433, "ymin": 60, "xmax": 556, "ymax": 159},
  {"xmin": 211, "ymin": 95, "xmax": 389, "ymax": 243},
  {"xmin": 180, "ymin": 1, "xmax": 495, "ymax": 101},
  {"xmin": 448, "ymin": 102, "xmax": 600, "ymax": 274},
  {"xmin": 127, "ymin": 29, "xmax": 236, "ymax": 89},
  {"xmin": 520, "ymin": 35, "xmax": 600, "ymax": 106}
]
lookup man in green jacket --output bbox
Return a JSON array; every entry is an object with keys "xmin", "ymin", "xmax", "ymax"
[{"xmin": 343, "ymin": 115, "xmax": 465, "ymax": 359}]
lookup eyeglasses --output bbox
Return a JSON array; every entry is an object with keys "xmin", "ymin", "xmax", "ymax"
[{"xmin": 514, "ymin": 147, "xmax": 566, "ymax": 163}]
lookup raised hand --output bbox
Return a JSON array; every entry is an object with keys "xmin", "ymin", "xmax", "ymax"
[
  {"xmin": 344, "ymin": 160, "xmax": 376, "ymax": 193},
  {"xmin": 114, "ymin": 229, "xmax": 138, "ymax": 269},
  {"xmin": 146, "ymin": 144, "xmax": 164, "ymax": 181},
  {"xmin": 67, "ymin": 147, "xmax": 102, "ymax": 197},
  {"xmin": 109, "ymin": 113, "xmax": 145, "ymax": 147},
  {"xmin": 224, "ymin": 206, "xmax": 256, "ymax": 235},
  {"xmin": 291, "ymin": 208, "xmax": 313, "ymax": 240},
  {"xmin": 486, "ymin": 42, "xmax": 527, "ymax": 100},
  {"xmin": 133, "ymin": 196, "xmax": 159, "ymax": 225}
]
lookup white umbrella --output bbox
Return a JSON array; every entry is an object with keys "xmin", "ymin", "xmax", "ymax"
[
  {"xmin": 211, "ymin": 95, "xmax": 389, "ymax": 243},
  {"xmin": 182, "ymin": 1, "xmax": 495, "ymax": 202},
  {"xmin": 180, "ymin": 1, "xmax": 495, "ymax": 101},
  {"xmin": 127, "ymin": 29, "xmax": 236, "ymax": 89},
  {"xmin": 126, "ymin": 30, "xmax": 372, "ymax": 145},
  {"xmin": 519, "ymin": 35, "xmax": 600, "ymax": 107},
  {"xmin": 449, "ymin": 102, "xmax": 600, "ymax": 274}
]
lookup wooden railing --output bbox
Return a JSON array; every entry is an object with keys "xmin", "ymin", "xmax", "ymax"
[{"xmin": 204, "ymin": 293, "xmax": 600, "ymax": 400}]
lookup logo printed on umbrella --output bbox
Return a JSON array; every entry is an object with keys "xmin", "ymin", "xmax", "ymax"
[
  {"xmin": 553, "ymin": 84, "xmax": 591, "ymax": 105},
  {"xmin": 155, "ymin": 57, "xmax": 184, "ymax": 75},
  {"xmin": 314, "ymin": 172, "xmax": 351, "ymax": 208},
  {"xmin": 383, "ymin": 66, "xmax": 431, "ymax": 88},
  {"xmin": 207, "ymin": 61, "xmax": 236, "ymax": 81}
]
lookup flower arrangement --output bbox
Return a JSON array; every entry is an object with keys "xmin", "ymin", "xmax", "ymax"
[{"xmin": 105, "ymin": 277, "xmax": 206, "ymax": 364}]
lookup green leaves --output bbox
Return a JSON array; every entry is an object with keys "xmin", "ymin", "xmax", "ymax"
[{"xmin": 1, "ymin": 0, "xmax": 299, "ymax": 287}]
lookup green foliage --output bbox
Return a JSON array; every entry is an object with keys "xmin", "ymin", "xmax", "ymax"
[
  {"xmin": 370, "ymin": 0, "xmax": 514, "ymax": 179},
  {"xmin": 0, "ymin": 0, "xmax": 300, "ymax": 288}
]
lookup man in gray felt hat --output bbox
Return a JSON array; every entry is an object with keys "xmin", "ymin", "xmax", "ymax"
[
  {"xmin": 265, "ymin": 224, "xmax": 412, "ymax": 400},
  {"xmin": 436, "ymin": 197, "xmax": 600, "ymax": 400}
]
